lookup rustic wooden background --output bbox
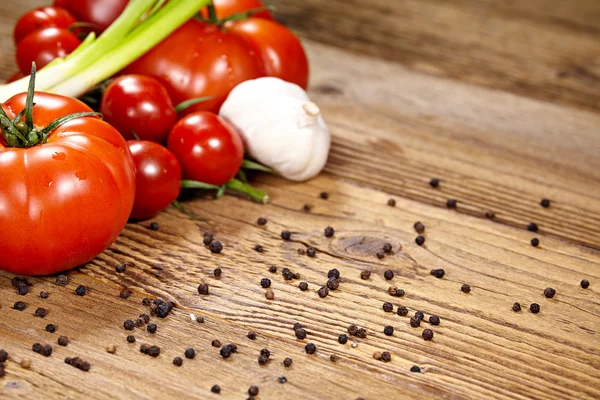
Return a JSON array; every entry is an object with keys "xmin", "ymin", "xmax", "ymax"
[{"xmin": 1, "ymin": 0, "xmax": 599, "ymax": 399}]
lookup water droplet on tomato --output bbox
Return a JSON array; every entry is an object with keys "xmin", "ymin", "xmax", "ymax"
[
  {"xmin": 52, "ymin": 152, "xmax": 66, "ymax": 160},
  {"xmin": 75, "ymin": 171, "xmax": 87, "ymax": 181},
  {"xmin": 41, "ymin": 175, "xmax": 52, "ymax": 188}
]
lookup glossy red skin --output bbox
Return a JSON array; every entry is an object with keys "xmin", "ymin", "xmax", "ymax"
[
  {"xmin": 128, "ymin": 141, "xmax": 181, "ymax": 220},
  {"xmin": 53, "ymin": 0, "xmax": 129, "ymax": 33},
  {"xmin": 14, "ymin": 6, "xmax": 76, "ymax": 45},
  {"xmin": 125, "ymin": 20, "xmax": 263, "ymax": 115},
  {"xmin": 167, "ymin": 112, "xmax": 243, "ymax": 185},
  {"xmin": 6, "ymin": 71, "xmax": 24, "ymax": 83},
  {"xmin": 229, "ymin": 19, "xmax": 309, "ymax": 89},
  {"xmin": 0, "ymin": 92, "xmax": 136, "ymax": 276},
  {"xmin": 16, "ymin": 28, "xmax": 80, "ymax": 75},
  {"xmin": 201, "ymin": 0, "xmax": 273, "ymax": 20},
  {"xmin": 101, "ymin": 75, "xmax": 177, "ymax": 143}
]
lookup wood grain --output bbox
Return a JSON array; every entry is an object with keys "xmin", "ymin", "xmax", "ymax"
[{"xmin": 1, "ymin": 1, "xmax": 600, "ymax": 400}]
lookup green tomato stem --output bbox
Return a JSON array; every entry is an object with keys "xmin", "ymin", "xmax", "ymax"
[
  {"xmin": 226, "ymin": 179, "xmax": 269, "ymax": 204},
  {"xmin": 174, "ymin": 96, "xmax": 214, "ymax": 114}
]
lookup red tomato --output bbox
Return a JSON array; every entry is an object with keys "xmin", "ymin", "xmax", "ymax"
[
  {"xmin": 16, "ymin": 28, "xmax": 80, "ymax": 75},
  {"xmin": 53, "ymin": 0, "xmax": 129, "ymax": 33},
  {"xmin": 125, "ymin": 19, "xmax": 263, "ymax": 114},
  {"xmin": 0, "ymin": 92, "xmax": 136, "ymax": 276},
  {"xmin": 167, "ymin": 112, "xmax": 243, "ymax": 185},
  {"xmin": 6, "ymin": 71, "xmax": 24, "ymax": 83},
  {"xmin": 13, "ymin": 6, "xmax": 76, "ymax": 45},
  {"xmin": 201, "ymin": 0, "xmax": 273, "ymax": 21},
  {"xmin": 101, "ymin": 75, "xmax": 177, "ymax": 143},
  {"xmin": 128, "ymin": 141, "xmax": 181, "ymax": 220},
  {"xmin": 229, "ymin": 19, "xmax": 309, "ymax": 89}
]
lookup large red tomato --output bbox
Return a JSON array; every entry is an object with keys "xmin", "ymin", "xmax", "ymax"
[
  {"xmin": 13, "ymin": 6, "xmax": 76, "ymax": 45},
  {"xmin": 167, "ymin": 111, "xmax": 243, "ymax": 185},
  {"xmin": 16, "ymin": 28, "xmax": 80, "ymax": 75},
  {"xmin": 201, "ymin": 0, "xmax": 273, "ymax": 21},
  {"xmin": 0, "ymin": 91, "xmax": 135, "ymax": 275},
  {"xmin": 125, "ymin": 19, "xmax": 263, "ymax": 114},
  {"xmin": 53, "ymin": 0, "xmax": 129, "ymax": 33}
]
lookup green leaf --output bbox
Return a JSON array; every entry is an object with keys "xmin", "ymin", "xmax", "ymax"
[
  {"xmin": 216, "ymin": 185, "xmax": 226, "ymax": 198},
  {"xmin": 174, "ymin": 96, "xmax": 214, "ymax": 113},
  {"xmin": 241, "ymin": 159, "xmax": 275, "ymax": 173},
  {"xmin": 180, "ymin": 180, "xmax": 221, "ymax": 190}
]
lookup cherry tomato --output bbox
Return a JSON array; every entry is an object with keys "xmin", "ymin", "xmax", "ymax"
[
  {"xmin": 53, "ymin": 0, "xmax": 129, "ymax": 34},
  {"xmin": 13, "ymin": 6, "xmax": 76, "ymax": 45},
  {"xmin": 6, "ymin": 71, "xmax": 24, "ymax": 83},
  {"xmin": 229, "ymin": 19, "xmax": 309, "ymax": 89},
  {"xmin": 125, "ymin": 19, "xmax": 262, "ymax": 114},
  {"xmin": 167, "ymin": 111, "xmax": 243, "ymax": 185},
  {"xmin": 128, "ymin": 141, "xmax": 181, "ymax": 220},
  {"xmin": 0, "ymin": 92, "xmax": 136, "ymax": 276},
  {"xmin": 16, "ymin": 28, "xmax": 80, "ymax": 75},
  {"xmin": 101, "ymin": 75, "xmax": 177, "ymax": 143},
  {"xmin": 201, "ymin": 0, "xmax": 273, "ymax": 21}
]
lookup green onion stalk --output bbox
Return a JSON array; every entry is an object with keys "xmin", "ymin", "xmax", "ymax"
[{"xmin": 0, "ymin": 0, "xmax": 211, "ymax": 101}]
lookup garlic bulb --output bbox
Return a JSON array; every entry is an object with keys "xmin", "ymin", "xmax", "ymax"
[{"xmin": 219, "ymin": 77, "xmax": 330, "ymax": 182}]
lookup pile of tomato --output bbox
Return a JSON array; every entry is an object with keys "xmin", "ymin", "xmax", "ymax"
[{"xmin": 1, "ymin": 0, "xmax": 310, "ymax": 275}]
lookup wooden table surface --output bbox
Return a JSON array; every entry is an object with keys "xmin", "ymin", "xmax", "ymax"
[{"xmin": 1, "ymin": 1, "xmax": 599, "ymax": 399}]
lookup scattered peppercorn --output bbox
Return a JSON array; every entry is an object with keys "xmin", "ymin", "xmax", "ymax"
[
  {"xmin": 13, "ymin": 301, "xmax": 26, "ymax": 311},
  {"xmin": 317, "ymin": 286, "xmax": 329, "ymax": 298},
  {"xmin": 20, "ymin": 359, "xmax": 31, "ymax": 369},
  {"xmin": 388, "ymin": 286, "xmax": 397, "ymax": 296},
  {"xmin": 56, "ymin": 275, "xmax": 68, "ymax": 286},
  {"xmin": 147, "ymin": 345, "xmax": 160, "ymax": 357},
  {"xmin": 203, "ymin": 233, "xmax": 214, "ymax": 246},
  {"xmin": 17, "ymin": 284, "xmax": 28, "ymax": 296},
  {"xmin": 387, "ymin": 198, "xmax": 396, "ymax": 207},
  {"xmin": 410, "ymin": 317, "xmax": 421, "ymax": 328},
  {"xmin": 429, "ymin": 316, "xmax": 440, "ymax": 325},
  {"xmin": 106, "ymin": 344, "xmax": 116, "ymax": 354},
  {"xmin": 220, "ymin": 345, "xmax": 234, "ymax": 358},
  {"xmin": 581, "ymin": 279, "xmax": 590, "ymax": 289},
  {"xmin": 257, "ymin": 217, "xmax": 267, "ymax": 226},
  {"xmin": 383, "ymin": 326, "xmax": 394, "ymax": 336},
  {"xmin": 32, "ymin": 344, "xmax": 52, "ymax": 357},
  {"xmin": 283, "ymin": 357, "xmax": 293, "ymax": 367},
  {"xmin": 258, "ymin": 354, "xmax": 269, "ymax": 365},
  {"xmin": 381, "ymin": 352, "xmax": 391, "ymax": 362},
  {"xmin": 148, "ymin": 222, "xmax": 159, "ymax": 231},
  {"xmin": 382, "ymin": 243, "xmax": 393, "ymax": 253},
  {"xmin": 416, "ymin": 236, "xmax": 425, "ymax": 246},
  {"xmin": 259, "ymin": 278, "xmax": 272, "ymax": 289},
  {"xmin": 414, "ymin": 221, "xmax": 425, "ymax": 233},
  {"xmin": 327, "ymin": 278, "xmax": 339, "ymax": 291},
  {"xmin": 307, "ymin": 247, "xmax": 316, "ymax": 257},
  {"xmin": 269, "ymin": 266, "xmax": 277, "ymax": 274},
  {"xmin": 397, "ymin": 306, "xmax": 409, "ymax": 316},
  {"xmin": 35, "ymin": 307, "xmax": 47, "ymax": 318},
  {"xmin": 248, "ymin": 386, "xmax": 259, "ymax": 396},
  {"xmin": 211, "ymin": 385, "xmax": 221, "ymax": 394},
  {"xmin": 461, "ymin": 284, "xmax": 471, "ymax": 293},
  {"xmin": 527, "ymin": 223, "xmax": 538, "ymax": 232},
  {"xmin": 303, "ymin": 204, "xmax": 312, "ymax": 212},
  {"xmin": 295, "ymin": 328, "xmax": 307, "ymax": 340},
  {"xmin": 279, "ymin": 375, "xmax": 289, "ymax": 383},
  {"xmin": 198, "ymin": 284, "xmax": 209, "ymax": 295},
  {"xmin": 512, "ymin": 302, "xmax": 521, "ymax": 312},
  {"xmin": 531, "ymin": 238, "xmax": 540, "ymax": 247},
  {"xmin": 372, "ymin": 351, "xmax": 382, "ymax": 360},
  {"xmin": 40, "ymin": 291, "xmax": 49, "ymax": 299},
  {"xmin": 58, "ymin": 336, "xmax": 69, "ymax": 346},
  {"xmin": 356, "ymin": 328, "xmax": 367, "ymax": 338},
  {"xmin": 305, "ymin": 343, "xmax": 316, "ymax": 354},
  {"xmin": 299, "ymin": 282, "xmax": 309, "ymax": 291},
  {"xmin": 324, "ymin": 226, "xmax": 335, "ymax": 238},
  {"xmin": 410, "ymin": 365, "xmax": 421, "ymax": 373},
  {"xmin": 430, "ymin": 268, "xmax": 445, "ymax": 279},
  {"xmin": 120, "ymin": 289, "xmax": 132, "ymax": 299},
  {"xmin": 209, "ymin": 241, "xmax": 223, "ymax": 253},
  {"xmin": 183, "ymin": 348, "xmax": 195, "ymax": 359},
  {"xmin": 297, "ymin": 248, "xmax": 306, "ymax": 255},
  {"xmin": 281, "ymin": 230, "xmax": 291, "ymax": 240},
  {"xmin": 75, "ymin": 285, "xmax": 86, "ymax": 296},
  {"xmin": 140, "ymin": 344, "xmax": 150, "ymax": 354},
  {"xmin": 530, "ymin": 303, "xmax": 540, "ymax": 313},
  {"xmin": 123, "ymin": 320, "xmax": 135, "ymax": 330},
  {"xmin": 212, "ymin": 340, "xmax": 221, "ymax": 348},
  {"xmin": 0, "ymin": 350, "xmax": 7, "ymax": 363},
  {"xmin": 382, "ymin": 302, "xmax": 394, "ymax": 312},
  {"xmin": 348, "ymin": 325, "xmax": 358, "ymax": 336},
  {"xmin": 126, "ymin": 335, "xmax": 136, "ymax": 343},
  {"xmin": 540, "ymin": 199, "xmax": 550, "ymax": 208},
  {"xmin": 430, "ymin": 178, "xmax": 439, "ymax": 188},
  {"xmin": 544, "ymin": 287, "xmax": 556, "ymax": 298},
  {"xmin": 360, "ymin": 270, "xmax": 371, "ymax": 280},
  {"xmin": 45, "ymin": 324, "xmax": 56, "ymax": 333},
  {"xmin": 213, "ymin": 268, "xmax": 222, "ymax": 278},
  {"xmin": 115, "ymin": 263, "xmax": 126, "ymax": 273},
  {"xmin": 338, "ymin": 334, "xmax": 348, "ymax": 344},
  {"xmin": 395, "ymin": 289, "xmax": 405, "ymax": 297},
  {"xmin": 65, "ymin": 356, "xmax": 90, "ymax": 371},
  {"xmin": 265, "ymin": 288, "xmax": 275, "ymax": 300},
  {"xmin": 376, "ymin": 252, "xmax": 385, "ymax": 259},
  {"xmin": 422, "ymin": 329, "xmax": 434, "ymax": 341},
  {"xmin": 254, "ymin": 244, "xmax": 264, "ymax": 253},
  {"xmin": 485, "ymin": 210, "xmax": 496, "ymax": 219},
  {"xmin": 414, "ymin": 311, "xmax": 424, "ymax": 321},
  {"xmin": 260, "ymin": 348, "xmax": 270, "ymax": 358},
  {"xmin": 147, "ymin": 323, "xmax": 157, "ymax": 334},
  {"xmin": 173, "ymin": 357, "xmax": 183, "ymax": 366},
  {"xmin": 0, "ymin": 366, "xmax": 5, "ymax": 378}
]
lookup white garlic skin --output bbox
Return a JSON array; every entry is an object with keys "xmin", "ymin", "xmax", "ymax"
[{"xmin": 219, "ymin": 78, "xmax": 330, "ymax": 182}]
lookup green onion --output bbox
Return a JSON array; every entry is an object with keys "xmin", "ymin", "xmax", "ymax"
[{"xmin": 0, "ymin": 0, "xmax": 211, "ymax": 102}]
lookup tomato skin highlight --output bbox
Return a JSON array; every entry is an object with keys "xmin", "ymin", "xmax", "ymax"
[
  {"xmin": 128, "ymin": 141, "xmax": 181, "ymax": 221},
  {"xmin": 125, "ymin": 20, "xmax": 263, "ymax": 115},
  {"xmin": 229, "ymin": 19, "xmax": 309, "ymax": 90},
  {"xmin": 167, "ymin": 112, "xmax": 244, "ymax": 186},
  {"xmin": 101, "ymin": 75, "xmax": 177, "ymax": 143},
  {"xmin": 13, "ymin": 6, "xmax": 77, "ymax": 45},
  {"xmin": 16, "ymin": 28, "xmax": 80, "ymax": 75},
  {"xmin": 53, "ymin": 0, "xmax": 129, "ymax": 34},
  {"xmin": 0, "ymin": 92, "xmax": 135, "ymax": 276}
]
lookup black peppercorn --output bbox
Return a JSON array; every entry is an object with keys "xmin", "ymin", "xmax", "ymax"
[
  {"xmin": 383, "ymin": 243, "xmax": 393, "ymax": 253},
  {"xmin": 45, "ymin": 324, "xmax": 56, "ymax": 333},
  {"xmin": 260, "ymin": 278, "xmax": 271, "ymax": 288},
  {"xmin": 430, "ymin": 268, "xmax": 445, "ymax": 278},
  {"xmin": 356, "ymin": 328, "xmax": 367, "ymax": 338},
  {"xmin": 116, "ymin": 263, "xmax": 127, "ymax": 273},
  {"xmin": 387, "ymin": 198, "xmax": 396, "ymax": 207},
  {"xmin": 0, "ymin": 350, "xmax": 7, "ymax": 363},
  {"xmin": 295, "ymin": 328, "xmax": 307, "ymax": 340},
  {"xmin": 410, "ymin": 365, "xmax": 421, "ymax": 372},
  {"xmin": 348, "ymin": 325, "xmax": 358, "ymax": 336},
  {"xmin": 543, "ymin": 287, "xmax": 555, "ymax": 298},
  {"xmin": 279, "ymin": 376, "xmax": 288, "ymax": 383},
  {"xmin": 414, "ymin": 221, "xmax": 425, "ymax": 233},
  {"xmin": 258, "ymin": 354, "xmax": 269, "ymax": 365},
  {"xmin": 248, "ymin": 386, "xmax": 259, "ymax": 397},
  {"xmin": 184, "ymin": 348, "xmax": 195, "ymax": 359},
  {"xmin": 203, "ymin": 233, "xmax": 213, "ymax": 246},
  {"xmin": 327, "ymin": 278, "xmax": 339, "ymax": 291},
  {"xmin": 581, "ymin": 279, "xmax": 590, "ymax": 289},
  {"xmin": 40, "ymin": 291, "xmax": 49, "ymax": 299},
  {"xmin": 397, "ymin": 306, "xmax": 409, "ymax": 316},
  {"xmin": 512, "ymin": 302, "xmax": 521, "ymax": 312},
  {"xmin": 303, "ymin": 204, "xmax": 312, "ymax": 212},
  {"xmin": 530, "ymin": 303, "xmax": 540, "ymax": 313},
  {"xmin": 324, "ymin": 226, "xmax": 334, "ymax": 238},
  {"xmin": 429, "ymin": 178, "xmax": 439, "ymax": 188},
  {"xmin": 260, "ymin": 348, "xmax": 270, "ymax": 359},
  {"xmin": 384, "ymin": 270, "xmax": 394, "ymax": 280},
  {"xmin": 13, "ymin": 301, "xmax": 26, "ymax": 311},
  {"xmin": 35, "ymin": 307, "xmax": 47, "ymax": 318},
  {"xmin": 381, "ymin": 352, "xmax": 391, "ymax": 362},
  {"xmin": 305, "ymin": 343, "xmax": 316, "ymax": 354},
  {"xmin": 422, "ymin": 329, "xmax": 434, "ymax": 341},
  {"xmin": 269, "ymin": 266, "xmax": 277, "ymax": 274},
  {"xmin": 126, "ymin": 335, "xmax": 136, "ymax": 343},
  {"xmin": 120, "ymin": 289, "xmax": 132, "ymax": 299},
  {"xmin": 140, "ymin": 344, "xmax": 150, "ymax": 354},
  {"xmin": 415, "ymin": 236, "xmax": 425, "ymax": 246},
  {"xmin": 173, "ymin": 357, "xmax": 183, "ymax": 366},
  {"xmin": 360, "ymin": 270, "xmax": 371, "ymax": 280},
  {"xmin": 198, "ymin": 283, "xmax": 209, "ymax": 295},
  {"xmin": 429, "ymin": 316, "xmax": 440, "ymax": 325},
  {"xmin": 540, "ymin": 199, "xmax": 550, "ymax": 208},
  {"xmin": 213, "ymin": 268, "xmax": 222, "ymax": 277},
  {"xmin": 318, "ymin": 286, "xmax": 329, "ymax": 298},
  {"xmin": 461, "ymin": 284, "xmax": 471, "ymax": 293},
  {"xmin": 293, "ymin": 322, "xmax": 303, "ymax": 331},
  {"xmin": 410, "ymin": 317, "xmax": 421, "ymax": 328},
  {"xmin": 17, "ymin": 284, "xmax": 28, "ymax": 295},
  {"xmin": 376, "ymin": 252, "xmax": 385, "ymax": 259},
  {"xmin": 123, "ymin": 320, "xmax": 135, "ymax": 330},
  {"xmin": 56, "ymin": 275, "xmax": 68, "ymax": 286},
  {"xmin": 209, "ymin": 241, "xmax": 223, "ymax": 253},
  {"xmin": 211, "ymin": 385, "xmax": 221, "ymax": 394},
  {"xmin": 527, "ymin": 223, "xmax": 538, "ymax": 232},
  {"xmin": 147, "ymin": 323, "xmax": 157, "ymax": 334},
  {"xmin": 281, "ymin": 230, "xmax": 291, "ymax": 240},
  {"xmin": 257, "ymin": 217, "xmax": 267, "ymax": 226},
  {"xmin": 382, "ymin": 302, "xmax": 394, "ymax": 312},
  {"xmin": 531, "ymin": 238, "xmax": 539, "ymax": 247},
  {"xmin": 395, "ymin": 289, "xmax": 405, "ymax": 297},
  {"xmin": 307, "ymin": 247, "xmax": 316, "ymax": 257},
  {"xmin": 148, "ymin": 222, "xmax": 159, "ymax": 231},
  {"xmin": 57, "ymin": 336, "xmax": 68, "ymax": 346},
  {"xmin": 283, "ymin": 357, "xmax": 293, "ymax": 367},
  {"xmin": 446, "ymin": 198, "xmax": 457, "ymax": 208},
  {"xmin": 299, "ymin": 282, "xmax": 309, "ymax": 291},
  {"xmin": 147, "ymin": 345, "xmax": 160, "ymax": 357},
  {"xmin": 212, "ymin": 340, "xmax": 221, "ymax": 348},
  {"xmin": 75, "ymin": 285, "xmax": 86, "ymax": 296},
  {"xmin": 297, "ymin": 248, "xmax": 306, "ymax": 255},
  {"xmin": 327, "ymin": 269, "xmax": 340, "ymax": 280},
  {"xmin": 220, "ymin": 345, "xmax": 233, "ymax": 358},
  {"xmin": 338, "ymin": 334, "xmax": 348, "ymax": 344},
  {"xmin": 383, "ymin": 326, "xmax": 394, "ymax": 336},
  {"xmin": 254, "ymin": 244, "xmax": 264, "ymax": 253},
  {"xmin": 414, "ymin": 311, "xmax": 424, "ymax": 321}
]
